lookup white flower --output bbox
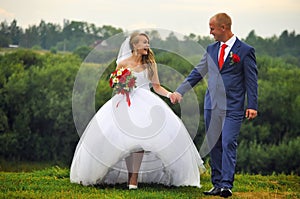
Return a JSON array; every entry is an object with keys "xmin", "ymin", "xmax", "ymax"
[
  {"xmin": 117, "ymin": 70, "xmax": 122, "ymax": 76},
  {"xmin": 113, "ymin": 77, "xmax": 119, "ymax": 83}
]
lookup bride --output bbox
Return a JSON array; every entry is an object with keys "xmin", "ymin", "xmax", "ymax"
[{"xmin": 70, "ymin": 31, "xmax": 205, "ymax": 189}]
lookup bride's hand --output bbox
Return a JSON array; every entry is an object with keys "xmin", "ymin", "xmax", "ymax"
[{"xmin": 170, "ymin": 92, "xmax": 182, "ymax": 104}]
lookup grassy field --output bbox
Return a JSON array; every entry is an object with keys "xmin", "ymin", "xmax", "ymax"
[{"xmin": 0, "ymin": 163, "xmax": 299, "ymax": 199}]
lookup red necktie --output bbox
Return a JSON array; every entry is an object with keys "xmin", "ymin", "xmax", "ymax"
[{"xmin": 218, "ymin": 44, "xmax": 227, "ymax": 69}]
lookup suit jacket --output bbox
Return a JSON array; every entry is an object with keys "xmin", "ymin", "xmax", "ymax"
[{"xmin": 176, "ymin": 38, "xmax": 258, "ymax": 111}]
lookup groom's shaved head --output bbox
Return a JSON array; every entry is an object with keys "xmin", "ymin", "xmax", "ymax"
[{"xmin": 211, "ymin": 13, "xmax": 232, "ymax": 29}]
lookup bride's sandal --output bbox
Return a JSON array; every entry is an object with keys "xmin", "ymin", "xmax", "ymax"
[{"xmin": 128, "ymin": 184, "xmax": 138, "ymax": 190}]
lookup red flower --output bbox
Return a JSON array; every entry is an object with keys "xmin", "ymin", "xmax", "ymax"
[
  {"xmin": 128, "ymin": 78, "xmax": 136, "ymax": 88},
  {"xmin": 119, "ymin": 75, "xmax": 126, "ymax": 83},
  {"xmin": 111, "ymin": 70, "xmax": 117, "ymax": 76},
  {"xmin": 109, "ymin": 78, "xmax": 113, "ymax": 88},
  {"xmin": 230, "ymin": 52, "xmax": 240, "ymax": 65},
  {"xmin": 122, "ymin": 68, "xmax": 130, "ymax": 76}
]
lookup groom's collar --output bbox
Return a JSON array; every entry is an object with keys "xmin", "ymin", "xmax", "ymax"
[{"xmin": 220, "ymin": 35, "xmax": 237, "ymax": 48}]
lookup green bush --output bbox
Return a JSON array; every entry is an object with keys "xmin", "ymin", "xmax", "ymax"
[
  {"xmin": 73, "ymin": 46, "xmax": 92, "ymax": 60},
  {"xmin": 236, "ymin": 137, "xmax": 300, "ymax": 175},
  {"xmin": 0, "ymin": 50, "xmax": 81, "ymax": 163}
]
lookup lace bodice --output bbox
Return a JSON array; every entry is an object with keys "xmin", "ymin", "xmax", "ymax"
[{"xmin": 133, "ymin": 70, "xmax": 151, "ymax": 90}]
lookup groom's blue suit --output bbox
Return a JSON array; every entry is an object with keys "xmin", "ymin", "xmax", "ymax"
[{"xmin": 176, "ymin": 38, "xmax": 258, "ymax": 189}]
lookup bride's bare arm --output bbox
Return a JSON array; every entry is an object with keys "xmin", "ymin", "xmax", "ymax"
[{"xmin": 151, "ymin": 65, "xmax": 172, "ymax": 98}]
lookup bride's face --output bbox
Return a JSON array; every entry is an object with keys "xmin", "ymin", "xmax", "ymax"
[{"xmin": 135, "ymin": 35, "xmax": 150, "ymax": 55}]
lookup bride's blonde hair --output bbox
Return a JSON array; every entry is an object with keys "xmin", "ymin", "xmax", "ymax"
[{"xmin": 129, "ymin": 32, "xmax": 156, "ymax": 80}]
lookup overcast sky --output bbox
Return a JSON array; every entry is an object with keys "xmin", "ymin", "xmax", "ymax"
[{"xmin": 1, "ymin": 0, "xmax": 299, "ymax": 39}]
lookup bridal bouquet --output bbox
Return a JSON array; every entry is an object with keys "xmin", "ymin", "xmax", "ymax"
[{"xmin": 109, "ymin": 67, "xmax": 136, "ymax": 106}]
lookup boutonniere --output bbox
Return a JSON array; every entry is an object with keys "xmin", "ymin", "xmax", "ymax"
[{"xmin": 230, "ymin": 52, "xmax": 240, "ymax": 65}]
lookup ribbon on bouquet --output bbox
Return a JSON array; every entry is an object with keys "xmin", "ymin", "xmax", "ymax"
[
  {"xmin": 125, "ymin": 92, "xmax": 131, "ymax": 107},
  {"xmin": 116, "ymin": 91, "xmax": 131, "ymax": 108}
]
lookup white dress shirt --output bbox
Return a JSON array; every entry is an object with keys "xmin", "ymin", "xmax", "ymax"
[{"xmin": 218, "ymin": 35, "xmax": 237, "ymax": 61}]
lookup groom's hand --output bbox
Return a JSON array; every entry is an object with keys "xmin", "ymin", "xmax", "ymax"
[
  {"xmin": 245, "ymin": 109, "xmax": 257, "ymax": 120},
  {"xmin": 170, "ymin": 92, "xmax": 182, "ymax": 104}
]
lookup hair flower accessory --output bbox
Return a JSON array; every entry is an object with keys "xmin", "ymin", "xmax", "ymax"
[
  {"xmin": 109, "ymin": 67, "xmax": 136, "ymax": 107},
  {"xmin": 230, "ymin": 52, "xmax": 240, "ymax": 65}
]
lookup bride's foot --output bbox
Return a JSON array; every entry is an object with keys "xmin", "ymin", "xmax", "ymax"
[
  {"xmin": 127, "ymin": 173, "xmax": 132, "ymax": 186},
  {"xmin": 128, "ymin": 173, "xmax": 138, "ymax": 190},
  {"xmin": 128, "ymin": 184, "xmax": 138, "ymax": 190}
]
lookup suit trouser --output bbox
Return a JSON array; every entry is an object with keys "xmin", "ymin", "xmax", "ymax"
[{"xmin": 204, "ymin": 108, "xmax": 244, "ymax": 189}]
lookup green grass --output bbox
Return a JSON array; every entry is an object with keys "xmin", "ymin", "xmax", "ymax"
[{"xmin": 0, "ymin": 165, "xmax": 299, "ymax": 199}]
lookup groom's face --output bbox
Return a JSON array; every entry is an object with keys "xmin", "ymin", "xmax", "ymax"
[{"xmin": 209, "ymin": 18, "xmax": 223, "ymax": 42}]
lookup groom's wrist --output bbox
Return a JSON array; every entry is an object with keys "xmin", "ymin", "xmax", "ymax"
[{"xmin": 174, "ymin": 91, "xmax": 182, "ymax": 97}]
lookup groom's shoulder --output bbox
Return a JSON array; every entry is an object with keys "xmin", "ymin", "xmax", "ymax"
[
  {"xmin": 209, "ymin": 41, "xmax": 219, "ymax": 47},
  {"xmin": 207, "ymin": 41, "xmax": 219, "ymax": 50},
  {"xmin": 237, "ymin": 38, "xmax": 255, "ymax": 50}
]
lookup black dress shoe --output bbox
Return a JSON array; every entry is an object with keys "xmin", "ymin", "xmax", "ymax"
[
  {"xmin": 220, "ymin": 188, "xmax": 232, "ymax": 198},
  {"xmin": 203, "ymin": 187, "xmax": 221, "ymax": 195}
]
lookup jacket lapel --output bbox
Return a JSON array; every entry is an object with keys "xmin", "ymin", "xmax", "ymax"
[
  {"xmin": 212, "ymin": 42, "xmax": 220, "ymax": 70},
  {"xmin": 222, "ymin": 38, "xmax": 241, "ymax": 69}
]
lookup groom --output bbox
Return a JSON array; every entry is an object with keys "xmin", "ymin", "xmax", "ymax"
[{"xmin": 170, "ymin": 13, "xmax": 258, "ymax": 197}]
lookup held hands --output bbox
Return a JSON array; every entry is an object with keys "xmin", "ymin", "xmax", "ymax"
[
  {"xmin": 169, "ymin": 92, "xmax": 182, "ymax": 104},
  {"xmin": 169, "ymin": 92, "xmax": 258, "ymax": 120}
]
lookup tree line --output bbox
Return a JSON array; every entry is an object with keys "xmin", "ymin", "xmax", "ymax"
[
  {"xmin": 0, "ymin": 19, "xmax": 123, "ymax": 51},
  {"xmin": 0, "ymin": 19, "xmax": 299, "ymax": 59}
]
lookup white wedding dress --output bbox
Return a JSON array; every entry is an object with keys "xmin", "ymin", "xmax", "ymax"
[{"xmin": 70, "ymin": 69, "xmax": 205, "ymax": 187}]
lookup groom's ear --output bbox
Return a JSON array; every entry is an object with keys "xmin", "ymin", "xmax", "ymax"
[{"xmin": 221, "ymin": 24, "xmax": 226, "ymax": 31}]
